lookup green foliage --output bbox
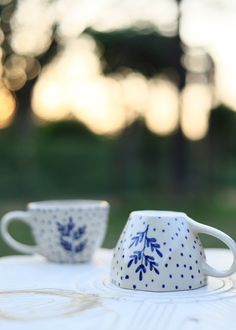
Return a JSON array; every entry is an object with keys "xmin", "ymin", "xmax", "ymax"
[{"xmin": 1, "ymin": 112, "xmax": 236, "ymax": 256}]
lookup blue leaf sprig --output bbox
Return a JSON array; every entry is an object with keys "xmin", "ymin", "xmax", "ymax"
[
  {"xmin": 128, "ymin": 225, "xmax": 163, "ymax": 281},
  {"xmin": 57, "ymin": 217, "xmax": 87, "ymax": 254}
]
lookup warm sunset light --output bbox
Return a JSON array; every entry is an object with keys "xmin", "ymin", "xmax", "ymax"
[
  {"xmin": 4, "ymin": 0, "xmax": 234, "ymax": 139},
  {"xmin": 181, "ymin": 0, "xmax": 236, "ymax": 112},
  {"xmin": 181, "ymin": 83, "xmax": 212, "ymax": 141},
  {"xmin": 118, "ymin": 72, "xmax": 149, "ymax": 117},
  {"xmin": 32, "ymin": 80, "xmax": 70, "ymax": 121},
  {"xmin": 0, "ymin": 83, "xmax": 16, "ymax": 129},
  {"xmin": 32, "ymin": 37, "xmax": 101, "ymax": 123},
  {"xmin": 145, "ymin": 79, "xmax": 179, "ymax": 136},
  {"xmin": 10, "ymin": 0, "xmax": 54, "ymax": 56},
  {"xmin": 72, "ymin": 78, "xmax": 127, "ymax": 135}
]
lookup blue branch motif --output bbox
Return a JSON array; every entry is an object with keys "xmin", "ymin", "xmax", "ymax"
[
  {"xmin": 128, "ymin": 225, "xmax": 163, "ymax": 281},
  {"xmin": 57, "ymin": 217, "xmax": 87, "ymax": 254}
]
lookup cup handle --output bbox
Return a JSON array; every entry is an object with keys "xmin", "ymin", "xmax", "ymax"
[
  {"xmin": 1, "ymin": 211, "xmax": 38, "ymax": 254},
  {"xmin": 189, "ymin": 218, "xmax": 236, "ymax": 277}
]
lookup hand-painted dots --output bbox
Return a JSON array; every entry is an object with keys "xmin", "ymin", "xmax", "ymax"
[{"xmin": 114, "ymin": 215, "xmax": 205, "ymax": 292}]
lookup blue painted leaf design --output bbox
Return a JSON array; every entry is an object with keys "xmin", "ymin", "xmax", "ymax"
[
  {"xmin": 75, "ymin": 240, "xmax": 87, "ymax": 253},
  {"xmin": 139, "ymin": 271, "xmax": 143, "ymax": 281},
  {"xmin": 127, "ymin": 259, "xmax": 133, "ymax": 268},
  {"xmin": 127, "ymin": 224, "xmax": 163, "ymax": 281},
  {"xmin": 73, "ymin": 225, "xmax": 86, "ymax": 239},
  {"xmin": 153, "ymin": 266, "xmax": 160, "ymax": 275},
  {"xmin": 57, "ymin": 218, "xmax": 87, "ymax": 254},
  {"xmin": 136, "ymin": 264, "xmax": 146, "ymax": 274},
  {"xmin": 155, "ymin": 249, "xmax": 163, "ymax": 257},
  {"xmin": 60, "ymin": 238, "xmax": 72, "ymax": 251}
]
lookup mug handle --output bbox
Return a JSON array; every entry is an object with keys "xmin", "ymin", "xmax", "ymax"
[
  {"xmin": 188, "ymin": 217, "xmax": 236, "ymax": 277},
  {"xmin": 1, "ymin": 211, "xmax": 38, "ymax": 254}
]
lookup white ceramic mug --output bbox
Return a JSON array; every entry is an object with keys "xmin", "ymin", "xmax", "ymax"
[
  {"xmin": 1, "ymin": 200, "xmax": 110, "ymax": 263},
  {"xmin": 111, "ymin": 210, "xmax": 236, "ymax": 292}
]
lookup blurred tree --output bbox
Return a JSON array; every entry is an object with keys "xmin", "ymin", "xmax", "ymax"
[
  {"xmin": 208, "ymin": 105, "xmax": 236, "ymax": 188},
  {"xmin": 0, "ymin": 0, "xmax": 223, "ymax": 197}
]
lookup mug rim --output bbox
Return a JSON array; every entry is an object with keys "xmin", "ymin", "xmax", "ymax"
[
  {"xmin": 28, "ymin": 200, "xmax": 109, "ymax": 209},
  {"xmin": 130, "ymin": 210, "xmax": 187, "ymax": 217}
]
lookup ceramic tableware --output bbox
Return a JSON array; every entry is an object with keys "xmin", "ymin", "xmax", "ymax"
[
  {"xmin": 1, "ymin": 200, "xmax": 110, "ymax": 263},
  {"xmin": 111, "ymin": 210, "xmax": 236, "ymax": 292}
]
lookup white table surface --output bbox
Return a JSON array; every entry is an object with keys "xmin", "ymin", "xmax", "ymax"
[{"xmin": 0, "ymin": 248, "xmax": 236, "ymax": 330}]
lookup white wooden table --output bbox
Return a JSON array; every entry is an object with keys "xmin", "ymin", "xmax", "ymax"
[{"xmin": 0, "ymin": 248, "xmax": 236, "ymax": 330}]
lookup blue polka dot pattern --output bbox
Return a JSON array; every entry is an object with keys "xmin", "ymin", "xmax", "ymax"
[
  {"xmin": 22, "ymin": 201, "xmax": 110, "ymax": 263},
  {"xmin": 111, "ymin": 211, "xmax": 206, "ymax": 292}
]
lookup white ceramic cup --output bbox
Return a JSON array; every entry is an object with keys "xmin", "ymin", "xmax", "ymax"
[
  {"xmin": 111, "ymin": 210, "xmax": 236, "ymax": 292},
  {"xmin": 1, "ymin": 200, "xmax": 110, "ymax": 263}
]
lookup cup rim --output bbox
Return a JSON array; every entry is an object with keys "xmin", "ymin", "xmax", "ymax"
[
  {"xmin": 28, "ymin": 200, "xmax": 109, "ymax": 209},
  {"xmin": 130, "ymin": 210, "xmax": 187, "ymax": 217}
]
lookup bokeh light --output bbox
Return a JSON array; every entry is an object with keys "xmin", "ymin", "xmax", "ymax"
[
  {"xmin": 72, "ymin": 78, "xmax": 126, "ymax": 135},
  {"xmin": 181, "ymin": 83, "xmax": 212, "ymax": 141},
  {"xmin": 118, "ymin": 72, "xmax": 149, "ymax": 117},
  {"xmin": 1, "ymin": 0, "xmax": 235, "ymax": 140},
  {"xmin": 0, "ymin": 82, "xmax": 16, "ymax": 129},
  {"xmin": 145, "ymin": 78, "xmax": 179, "ymax": 136},
  {"xmin": 32, "ymin": 79, "xmax": 70, "ymax": 122},
  {"xmin": 10, "ymin": 0, "xmax": 55, "ymax": 56},
  {"xmin": 32, "ymin": 36, "xmax": 103, "ymax": 124}
]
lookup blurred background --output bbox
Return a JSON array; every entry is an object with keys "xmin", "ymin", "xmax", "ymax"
[{"xmin": 1, "ymin": 0, "xmax": 236, "ymax": 256}]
